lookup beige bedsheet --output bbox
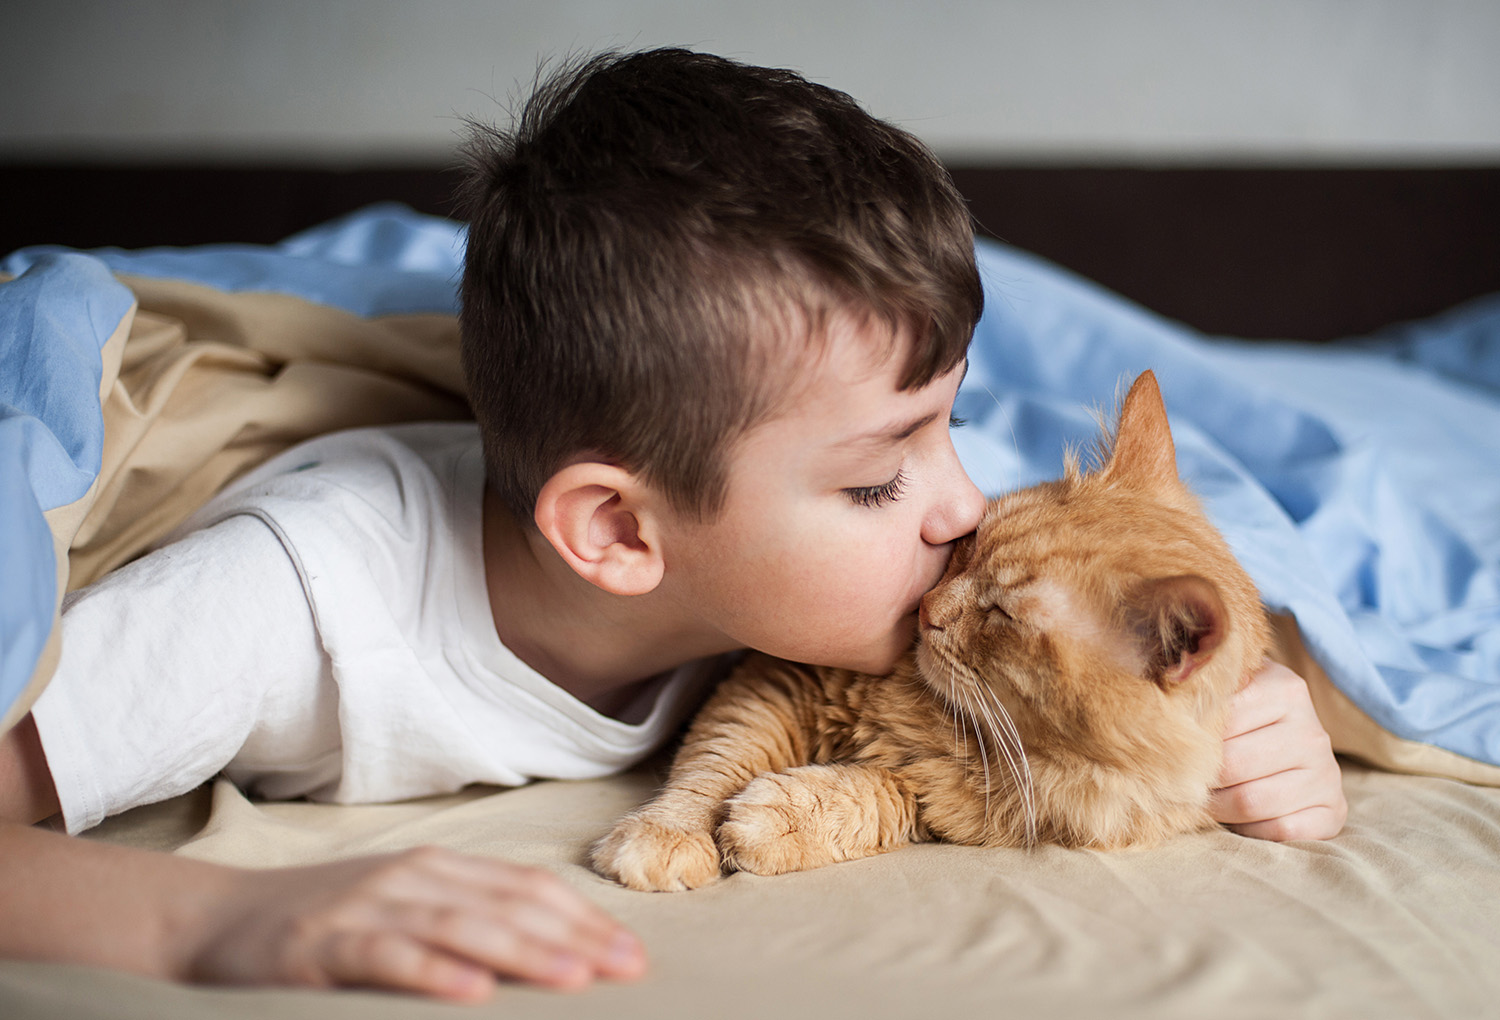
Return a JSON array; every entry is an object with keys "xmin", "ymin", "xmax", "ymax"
[{"xmin": 2, "ymin": 759, "xmax": 1498, "ymax": 1019}]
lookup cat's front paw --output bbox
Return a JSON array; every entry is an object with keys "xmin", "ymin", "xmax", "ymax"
[
  {"xmin": 718, "ymin": 772, "xmax": 837, "ymax": 877},
  {"xmin": 591, "ymin": 812, "xmax": 723, "ymax": 892}
]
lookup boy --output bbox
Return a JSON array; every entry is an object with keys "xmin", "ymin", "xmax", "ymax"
[{"xmin": 0, "ymin": 49, "xmax": 1345, "ymax": 1002}]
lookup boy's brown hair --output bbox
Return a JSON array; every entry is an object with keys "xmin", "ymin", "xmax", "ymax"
[{"xmin": 457, "ymin": 48, "xmax": 982, "ymax": 524}]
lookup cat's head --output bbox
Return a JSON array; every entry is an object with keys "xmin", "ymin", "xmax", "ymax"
[{"xmin": 915, "ymin": 370, "xmax": 1270, "ymax": 848}]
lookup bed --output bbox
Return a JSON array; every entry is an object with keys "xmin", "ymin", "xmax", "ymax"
[{"xmin": 2, "ymin": 201, "xmax": 1498, "ymax": 1019}]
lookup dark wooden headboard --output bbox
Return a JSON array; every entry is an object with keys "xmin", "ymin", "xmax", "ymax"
[{"xmin": 3, "ymin": 164, "xmax": 1496, "ymax": 340}]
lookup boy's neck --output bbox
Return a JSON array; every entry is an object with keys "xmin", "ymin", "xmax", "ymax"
[{"xmin": 480, "ymin": 489, "xmax": 730, "ymax": 719}]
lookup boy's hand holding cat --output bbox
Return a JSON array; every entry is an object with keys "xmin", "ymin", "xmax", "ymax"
[{"xmin": 1209, "ymin": 660, "xmax": 1347, "ymax": 841}]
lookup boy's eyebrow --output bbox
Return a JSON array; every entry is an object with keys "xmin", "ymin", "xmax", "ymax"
[
  {"xmin": 836, "ymin": 410, "xmax": 944, "ymax": 450},
  {"xmin": 835, "ymin": 359, "xmax": 970, "ymax": 450}
]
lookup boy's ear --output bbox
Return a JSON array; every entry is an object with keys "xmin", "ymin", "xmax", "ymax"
[{"xmin": 533, "ymin": 462, "xmax": 666, "ymax": 596}]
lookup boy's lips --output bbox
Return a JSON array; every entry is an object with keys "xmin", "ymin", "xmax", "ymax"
[
  {"xmin": 887, "ymin": 546, "xmax": 956, "ymax": 630},
  {"xmin": 917, "ymin": 552, "xmax": 953, "ymax": 601},
  {"xmin": 902, "ymin": 565, "xmax": 947, "ymax": 620}
]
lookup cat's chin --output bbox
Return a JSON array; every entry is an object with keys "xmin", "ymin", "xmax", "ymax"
[{"xmin": 911, "ymin": 637, "xmax": 957, "ymax": 704}]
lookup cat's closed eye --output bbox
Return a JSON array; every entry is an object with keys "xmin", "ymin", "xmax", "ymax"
[{"xmin": 979, "ymin": 601, "xmax": 1015, "ymax": 623}]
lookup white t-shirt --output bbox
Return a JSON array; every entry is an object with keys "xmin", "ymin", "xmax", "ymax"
[{"xmin": 32, "ymin": 424, "xmax": 720, "ymax": 834}]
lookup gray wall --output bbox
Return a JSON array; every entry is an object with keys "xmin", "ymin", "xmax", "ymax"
[{"xmin": 4, "ymin": 0, "xmax": 1498, "ymax": 164}]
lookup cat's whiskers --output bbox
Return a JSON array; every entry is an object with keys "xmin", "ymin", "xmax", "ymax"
[
  {"xmin": 934, "ymin": 647, "xmax": 1038, "ymax": 845},
  {"xmin": 971, "ymin": 680, "xmax": 1033, "ymax": 804},
  {"xmin": 922, "ymin": 663, "xmax": 973, "ymax": 768},
  {"xmin": 929, "ymin": 648, "xmax": 1039, "ymax": 841},
  {"xmin": 966, "ymin": 680, "xmax": 1028, "ymax": 834},
  {"xmin": 955, "ymin": 683, "xmax": 994, "ymax": 824},
  {"xmin": 932, "ymin": 672, "xmax": 974, "ymax": 790},
  {"xmin": 979, "ymin": 383, "xmax": 1023, "ymax": 467},
  {"xmin": 954, "ymin": 686, "xmax": 968, "ymax": 764},
  {"xmin": 973, "ymin": 680, "xmax": 1039, "ymax": 845}
]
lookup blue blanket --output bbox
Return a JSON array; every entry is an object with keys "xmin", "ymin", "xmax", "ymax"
[{"xmin": 4, "ymin": 205, "xmax": 1498, "ymax": 768}]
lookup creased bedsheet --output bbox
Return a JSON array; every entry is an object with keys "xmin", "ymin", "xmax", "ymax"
[
  {"xmin": 3, "ymin": 203, "xmax": 1497, "ymax": 776},
  {"xmin": 2, "ymin": 759, "xmax": 1498, "ymax": 1020}
]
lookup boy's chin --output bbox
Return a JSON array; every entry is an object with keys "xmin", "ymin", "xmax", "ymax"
[{"xmin": 831, "ymin": 616, "xmax": 918, "ymax": 676}]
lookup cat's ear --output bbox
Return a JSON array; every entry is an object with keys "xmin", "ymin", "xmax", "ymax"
[
  {"xmin": 1102, "ymin": 370, "xmax": 1179, "ymax": 489},
  {"xmin": 1125, "ymin": 574, "xmax": 1228, "ymax": 688},
  {"xmin": 533, "ymin": 462, "xmax": 666, "ymax": 596}
]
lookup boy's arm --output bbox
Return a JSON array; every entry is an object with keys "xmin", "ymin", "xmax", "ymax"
[
  {"xmin": 0, "ymin": 714, "xmax": 56, "ymax": 823},
  {"xmin": 1209, "ymin": 659, "xmax": 1348, "ymax": 841},
  {"xmin": 0, "ymin": 719, "xmax": 646, "ymax": 999},
  {"xmin": 0, "ymin": 510, "xmax": 648, "ymax": 998}
]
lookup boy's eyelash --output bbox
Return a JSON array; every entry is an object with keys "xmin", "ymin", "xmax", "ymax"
[
  {"xmin": 844, "ymin": 469, "xmax": 908, "ymax": 508},
  {"xmin": 950, "ymin": 415, "xmax": 967, "ymax": 428}
]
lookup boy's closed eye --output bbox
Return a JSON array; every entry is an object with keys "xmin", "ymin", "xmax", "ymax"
[{"xmin": 844, "ymin": 470, "xmax": 908, "ymax": 508}]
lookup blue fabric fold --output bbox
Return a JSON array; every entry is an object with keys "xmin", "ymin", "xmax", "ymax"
[
  {"xmin": 2, "ymin": 204, "xmax": 465, "ymax": 318},
  {"xmin": 0, "ymin": 256, "xmax": 135, "ymax": 714}
]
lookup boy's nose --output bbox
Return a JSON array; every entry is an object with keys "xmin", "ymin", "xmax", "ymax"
[{"xmin": 923, "ymin": 464, "xmax": 986, "ymax": 547}]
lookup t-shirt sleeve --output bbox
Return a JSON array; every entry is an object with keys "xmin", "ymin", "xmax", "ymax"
[{"xmin": 30, "ymin": 513, "xmax": 335, "ymax": 833}]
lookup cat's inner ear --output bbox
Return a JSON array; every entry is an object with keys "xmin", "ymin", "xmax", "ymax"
[
  {"xmin": 1124, "ymin": 574, "xmax": 1228, "ymax": 688},
  {"xmin": 1102, "ymin": 370, "xmax": 1178, "ymax": 489}
]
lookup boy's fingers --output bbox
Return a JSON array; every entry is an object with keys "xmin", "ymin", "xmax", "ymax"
[
  {"xmin": 413, "ymin": 851, "xmax": 645, "ymax": 971},
  {"xmin": 1220, "ymin": 805, "xmax": 1346, "ymax": 842},
  {"xmin": 1217, "ymin": 722, "xmax": 1305, "ymax": 788},
  {"xmin": 386, "ymin": 900, "xmax": 603, "ymax": 990},
  {"xmin": 360, "ymin": 848, "xmax": 648, "ymax": 980},
  {"xmin": 475, "ymin": 899, "xmax": 645, "ymax": 983},
  {"xmin": 323, "ymin": 929, "xmax": 497, "ymax": 1002},
  {"xmin": 1221, "ymin": 661, "xmax": 1303, "ymax": 739},
  {"xmin": 310, "ymin": 849, "xmax": 648, "ymax": 989},
  {"xmin": 586, "ymin": 928, "xmax": 649, "ymax": 982},
  {"xmin": 1210, "ymin": 765, "xmax": 1323, "ymax": 826},
  {"xmin": 369, "ymin": 885, "xmax": 643, "ymax": 987},
  {"xmin": 1219, "ymin": 705, "xmax": 1332, "ymax": 789},
  {"xmin": 419, "ymin": 851, "xmax": 614, "ymax": 922},
  {"xmin": 199, "ymin": 853, "xmax": 646, "ymax": 995}
]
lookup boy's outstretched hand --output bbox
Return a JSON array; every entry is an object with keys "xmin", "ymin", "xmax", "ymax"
[
  {"xmin": 1209, "ymin": 659, "xmax": 1347, "ymax": 841},
  {"xmin": 190, "ymin": 846, "xmax": 647, "ymax": 1001},
  {"xmin": 0, "ymin": 814, "xmax": 645, "ymax": 1004}
]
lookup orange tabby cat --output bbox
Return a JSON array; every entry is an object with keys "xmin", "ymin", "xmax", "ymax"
[{"xmin": 593, "ymin": 370, "xmax": 1270, "ymax": 891}]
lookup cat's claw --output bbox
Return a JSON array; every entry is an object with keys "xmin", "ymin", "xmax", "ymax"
[{"xmin": 592, "ymin": 814, "xmax": 723, "ymax": 892}]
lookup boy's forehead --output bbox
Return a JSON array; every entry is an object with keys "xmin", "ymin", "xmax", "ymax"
[{"xmin": 769, "ymin": 303, "xmax": 910, "ymax": 400}]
